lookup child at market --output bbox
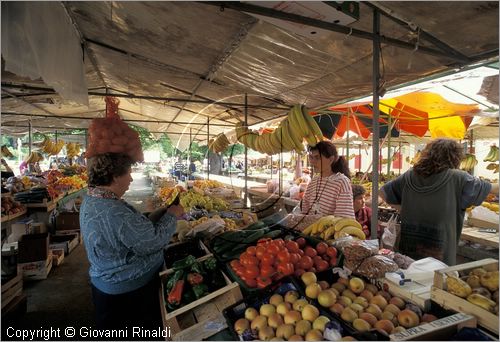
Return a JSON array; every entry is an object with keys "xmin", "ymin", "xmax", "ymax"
[{"xmin": 352, "ymin": 184, "xmax": 384, "ymax": 239}]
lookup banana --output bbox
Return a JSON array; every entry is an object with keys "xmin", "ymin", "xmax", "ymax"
[
  {"xmin": 288, "ymin": 105, "xmax": 307, "ymax": 142},
  {"xmin": 467, "ymin": 293, "xmax": 496, "ymax": 312},
  {"xmin": 334, "ymin": 218, "xmax": 363, "ymax": 232},
  {"xmin": 303, "ymin": 222, "xmax": 318, "ymax": 235},
  {"xmin": 484, "ymin": 146, "xmax": 499, "ymax": 162},
  {"xmin": 338, "ymin": 226, "xmax": 366, "ymax": 240},
  {"xmin": 302, "ymin": 106, "xmax": 323, "ymax": 143},
  {"xmin": 282, "ymin": 118, "xmax": 303, "ymax": 153},
  {"xmin": 322, "ymin": 226, "xmax": 337, "ymax": 240}
]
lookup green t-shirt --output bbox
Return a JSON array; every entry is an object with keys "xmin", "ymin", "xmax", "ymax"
[{"xmin": 381, "ymin": 169, "xmax": 491, "ymax": 265}]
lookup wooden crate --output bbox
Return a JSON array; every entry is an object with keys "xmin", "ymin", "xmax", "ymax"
[
  {"xmin": 378, "ymin": 275, "xmax": 433, "ymax": 311},
  {"xmin": 159, "ymin": 255, "xmax": 243, "ymax": 341},
  {"xmin": 51, "ymin": 248, "xmax": 65, "ymax": 266},
  {"xmin": 467, "ymin": 217, "xmax": 499, "ymax": 230},
  {"xmin": 1, "ymin": 271, "xmax": 23, "ymax": 309},
  {"xmin": 18, "ymin": 251, "xmax": 53, "ymax": 280},
  {"xmin": 389, "ymin": 313, "xmax": 476, "ymax": 340},
  {"xmin": 431, "ymin": 258, "xmax": 499, "ymax": 334}
]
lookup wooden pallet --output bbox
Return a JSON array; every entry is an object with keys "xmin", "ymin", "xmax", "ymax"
[
  {"xmin": 1, "ymin": 272, "xmax": 23, "ymax": 309},
  {"xmin": 431, "ymin": 258, "xmax": 499, "ymax": 334},
  {"xmin": 159, "ymin": 255, "xmax": 242, "ymax": 341}
]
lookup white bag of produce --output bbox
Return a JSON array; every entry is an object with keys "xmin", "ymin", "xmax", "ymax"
[
  {"xmin": 470, "ymin": 205, "xmax": 499, "ymax": 224},
  {"xmin": 186, "ymin": 217, "xmax": 225, "ymax": 237}
]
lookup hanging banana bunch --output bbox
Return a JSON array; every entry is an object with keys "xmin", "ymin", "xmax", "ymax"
[
  {"xmin": 483, "ymin": 145, "xmax": 499, "ymax": 162},
  {"xmin": 234, "ymin": 104, "xmax": 324, "ymax": 155},
  {"xmin": 208, "ymin": 133, "xmax": 230, "ymax": 153},
  {"xmin": 409, "ymin": 151, "xmax": 421, "ymax": 165},
  {"xmin": 459, "ymin": 153, "xmax": 478, "ymax": 171},
  {"xmin": 66, "ymin": 142, "xmax": 81, "ymax": 159}
]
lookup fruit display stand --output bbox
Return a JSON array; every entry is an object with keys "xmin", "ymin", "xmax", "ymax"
[
  {"xmin": 159, "ymin": 254, "xmax": 243, "ymax": 341},
  {"xmin": 376, "ymin": 276, "xmax": 433, "ymax": 312},
  {"xmin": 431, "ymin": 258, "xmax": 499, "ymax": 334}
]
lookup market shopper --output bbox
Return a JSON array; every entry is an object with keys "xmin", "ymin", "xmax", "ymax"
[
  {"xmin": 80, "ymin": 152, "xmax": 184, "ymax": 333},
  {"xmin": 352, "ymin": 184, "xmax": 380, "ymax": 239},
  {"xmin": 301, "ymin": 141, "xmax": 355, "ymax": 218},
  {"xmin": 380, "ymin": 138, "xmax": 499, "ymax": 265}
]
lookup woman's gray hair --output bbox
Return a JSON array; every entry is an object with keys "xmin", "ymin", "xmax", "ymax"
[{"xmin": 87, "ymin": 153, "xmax": 134, "ymax": 186}]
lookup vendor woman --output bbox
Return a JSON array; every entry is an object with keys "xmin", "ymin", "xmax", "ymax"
[
  {"xmin": 80, "ymin": 152, "xmax": 184, "ymax": 331},
  {"xmin": 301, "ymin": 141, "xmax": 355, "ymax": 218}
]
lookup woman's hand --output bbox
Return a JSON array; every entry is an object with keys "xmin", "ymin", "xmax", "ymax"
[{"xmin": 167, "ymin": 204, "xmax": 185, "ymax": 218}]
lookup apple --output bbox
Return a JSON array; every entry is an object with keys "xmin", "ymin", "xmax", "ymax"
[{"xmin": 397, "ymin": 309, "xmax": 420, "ymax": 328}]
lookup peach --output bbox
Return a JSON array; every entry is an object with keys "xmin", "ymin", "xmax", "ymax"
[
  {"xmin": 340, "ymin": 307, "xmax": 358, "ymax": 322},
  {"xmin": 332, "ymin": 282, "xmax": 346, "ymax": 293},
  {"xmin": 365, "ymin": 304, "xmax": 383, "ymax": 319},
  {"xmin": 397, "ymin": 309, "xmax": 420, "ymax": 328},
  {"xmin": 349, "ymin": 277, "xmax": 365, "ymax": 294},
  {"xmin": 276, "ymin": 324, "xmax": 295, "ymax": 340},
  {"xmin": 284, "ymin": 310, "xmax": 302, "ymax": 325},
  {"xmin": 359, "ymin": 289, "xmax": 374, "ymax": 301},
  {"xmin": 391, "ymin": 326, "xmax": 407, "ymax": 334},
  {"xmin": 389, "ymin": 296, "xmax": 406, "ymax": 310},
  {"xmin": 318, "ymin": 280, "xmax": 330, "ymax": 290},
  {"xmin": 384, "ymin": 303, "xmax": 401, "ymax": 316},
  {"xmin": 305, "ymin": 329, "xmax": 323, "ymax": 341},
  {"xmin": 359, "ymin": 312, "xmax": 378, "ymax": 327},
  {"xmin": 370, "ymin": 295, "xmax": 388, "ymax": 310},
  {"xmin": 342, "ymin": 289, "xmax": 358, "ymax": 301},
  {"xmin": 377, "ymin": 290, "xmax": 392, "ymax": 303},
  {"xmin": 421, "ymin": 313, "xmax": 438, "ymax": 323},
  {"xmin": 329, "ymin": 303, "xmax": 345, "ymax": 315},
  {"xmin": 352, "ymin": 318, "xmax": 371, "ymax": 332},
  {"xmin": 288, "ymin": 334, "xmax": 304, "ymax": 341},
  {"xmin": 365, "ymin": 283, "xmax": 379, "ymax": 295},
  {"xmin": 374, "ymin": 319, "xmax": 395, "ymax": 335}
]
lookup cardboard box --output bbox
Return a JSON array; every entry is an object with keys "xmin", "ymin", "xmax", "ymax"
[
  {"xmin": 8, "ymin": 218, "xmax": 34, "ymax": 243},
  {"xmin": 17, "ymin": 233, "xmax": 49, "ymax": 263},
  {"xmin": 18, "ymin": 252, "xmax": 52, "ymax": 280},
  {"xmin": 56, "ymin": 211, "xmax": 80, "ymax": 231}
]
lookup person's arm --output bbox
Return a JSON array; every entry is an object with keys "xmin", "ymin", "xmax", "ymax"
[
  {"xmin": 490, "ymin": 182, "xmax": 499, "ymax": 195},
  {"xmin": 379, "ymin": 189, "xmax": 401, "ymax": 211},
  {"xmin": 461, "ymin": 174, "xmax": 495, "ymax": 209}
]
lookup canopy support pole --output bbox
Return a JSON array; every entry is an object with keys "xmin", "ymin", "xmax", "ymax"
[
  {"xmin": 207, "ymin": 118, "xmax": 210, "ymax": 180},
  {"xmin": 346, "ymin": 108, "xmax": 350, "ymax": 160},
  {"xmin": 28, "ymin": 121, "xmax": 32, "ymax": 154},
  {"xmin": 371, "ymin": 9, "xmax": 381, "ymax": 240},
  {"xmin": 387, "ymin": 116, "xmax": 391, "ymax": 175},
  {"xmin": 244, "ymin": 93, "xmax": 249, "ymax": 207}
]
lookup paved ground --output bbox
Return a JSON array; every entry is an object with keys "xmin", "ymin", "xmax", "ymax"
[{"xmin": 2, "ymin": 173, "xmax": 154, "ymax": 340}]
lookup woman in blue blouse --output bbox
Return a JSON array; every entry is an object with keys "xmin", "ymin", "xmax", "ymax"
[{"xmin": 80, "ymin": 153, "xmax": 183, "ymax": 331}]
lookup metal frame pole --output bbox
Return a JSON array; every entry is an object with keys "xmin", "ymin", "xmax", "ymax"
[
  {"xmin": 244, "ymin": 94, "xmax": 248, "ymax": 207},
  {"xmin": 387, "ymin": 116, "xmax": 391, "ymax": 175},
  {"xmin": 28, "ymin": 121, "xmax": 32, "ymax": 154},
  {"xmin": 371, "ymin": 9, "xmax": 381, "ymax": 240},
  {"xmin": 207, "ymin": 118, "xmax": 210, "ymax": 180}
]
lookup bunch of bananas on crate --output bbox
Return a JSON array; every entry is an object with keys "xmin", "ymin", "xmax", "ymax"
[
  {"xmin": 405, "ymin": 150, "xmax": 421, "ymax": 165},
  {"xmin": 235, "ymin": 104, "xmax": 324, "ymax": 155},
  {"xmin": 208, "ymin": 133, "xmax": 230, "ymax": 153},
  {"xmin": 302, "ymin": 216, "xmax": 365, "ymax": 242},
  {"xmin": 193, "ymin": 180, "xmax": 224, "ymax": 190},
  {"xmin": 1, "ymin": 145, "xmax": 14, "ymax": 158},
  {"xmin": 66, "ymin": 142, "xmax": 81, "ymax": 159},
  {"xmin": 40, "ymin": 136, "xmax": 65, "ymax": 155},
  {"xmin": 460, "ymin": 153, "xmax": 478, "ymax": 171}
]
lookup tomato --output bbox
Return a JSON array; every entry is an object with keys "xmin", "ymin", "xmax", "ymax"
[
  {"xmin": 304, "ymin": 246, "xmax": 317, "ymax": 258},
  {"xmin": 257, "ymin": 238, "xmax": 271, "ymax": 246},
  {"xmin": 329, "ymin": 257, "xmax": 338, "ymax": 267},
  {"xmin": 246, "ymin": 246, "xmax": 257, "ymax": 255},
  {"xmin": 296, "ymin": 237, "xmax": 306, "ymax": 248},
  {"xmin": 244, "ymin": 266, "xmax": 260, "ymax": 279},
  {"xmin": 313, "ymin": 255, "xmax": 323, "ymax": 266},
  {"xmin": 274, "ymin": 238, "xmax": 286, "ymax": 249},
  {"xmin": 316, "ymin": 242, "xmax": 328, "ymax": 255},
  {"xmin": 234, "ymin": 265, "xmax": 245, "ymax": 277},
  {"xmin": 239, "ymin": 252, "xmax": 249, "ymax": 262},
  {"xmin": 294, "ymin": 268, "xmax": 306, "ymax": 278},
  {"xmin": 260, "ymin": 265, "xmax": 275, "ymax": 278},
  {"xmin": 261, "ymin": 254, "xmax": 275, "ymax": 266},
  {"xmin": 268, "ymin": 244, "xmax": 281, "ymax": 255},
  {"xmin": 277, "ymin": 262, "xmax": 294, "ymax": 277},
  {"xmin": 322, "ymin": 254, "xmax": 330, "ymax": 262},
  {"xmin": 316, "ymin": 260, "xmax": 329, "ymax": 272},
  {"xmin": 241, "ymin": 255, "xmax": 259, "ymax": 267},
  {"xmin": 297, "ymin": 249, "xmax": 305, "ymax": 257},
  {"xmin": 277, "ymin": 250, "xmax": 290, "ymax": 263},
  {"xmin": 298, "ymin": 255, "xmax": 314, "ymax": 270},
  {"xmin": 256, "ymin": 276, "xmax": 272, "ymax": 289},
  {"xmin": 326, "ymin": 246, "xmax": 338, "ymax": 258},
  {"xmin": 285, "ymin": 240, "xmax": 300, "ymax": 253},
  {"xmin": 230, "ymin": 260, "xmax": 241, "ymax": 269},
  {"xmin": 255, "ymin": 246, "xmax": 266, "ymax": 259},
  {"xmin": 289, "ymin": 253, "xmax": 301, "ymax": 265},
  {"xmin": 310, "ymin": 267, "xmax": 317, "ymax": 273},
  {"xmin": 243, "ymin": 277, "xmax": 257, "ymax": 288}
]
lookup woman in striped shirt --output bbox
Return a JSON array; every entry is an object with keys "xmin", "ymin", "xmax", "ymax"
[{"xmin": 301, "ymin": 141, "xmax": 355, "ymax": 218}]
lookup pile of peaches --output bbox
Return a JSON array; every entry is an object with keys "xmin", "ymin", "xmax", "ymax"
[
  {"xmin": 299, "ymin": 272, "xmax": 437, "ymax": 336},
  {"xmin": 232, "ymin": 289, "xmax": 333, "ymax": 341}
]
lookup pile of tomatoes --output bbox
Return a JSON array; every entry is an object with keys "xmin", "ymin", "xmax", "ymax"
[{"xmin": 230, "ymin": 237, "xmax": 338, "ymax": 289}]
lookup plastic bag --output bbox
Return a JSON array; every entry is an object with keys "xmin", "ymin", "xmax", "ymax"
[
  {"xmin": 289, "ymin": 185, "xmax": 301, "ymax": 200},
  {"xmin": 381, "ymin": 214, "xmax": 399, "ymax": 250}
]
